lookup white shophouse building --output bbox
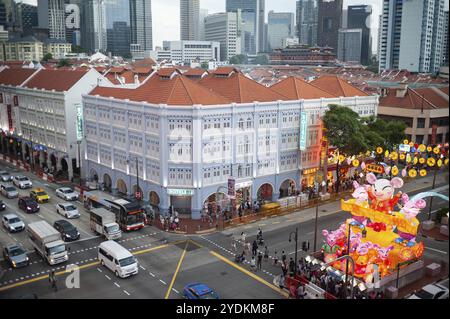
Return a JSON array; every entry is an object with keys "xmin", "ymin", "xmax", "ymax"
[{"xmin": 83, "ymin": 68, "xmax": 378, "ymax": 219}]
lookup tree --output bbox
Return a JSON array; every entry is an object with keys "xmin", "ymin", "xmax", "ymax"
[
  {"xmin": 42, "ymin": 53, "xmax": 53, "ymax": 62},
  {"xmin": 57, "ymin": 59, "xmax": 72, "ymax": 68},
  {"xmin": 71, "ymin": 45, "xmax": 86, "ymax": 53},
  {"xmin": 229, "ymin": 54, "xmax": 247, "ymax": 65},
  {"xmin": 363, "ymin": 116, "xmax": 407, "ymax": 150},
  {"xmin": 201, "ymin": 61, "xmax": 209, "ymax": 70},
  {"xmin": 253, "ymin": 54, "xmax": 268, "ymax": 65}
]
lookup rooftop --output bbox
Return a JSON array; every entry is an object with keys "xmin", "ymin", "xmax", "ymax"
[
  {"xmin": 379, "ymin": 87, "xmax": 449, "ymax": 110},
  {"xmin": 23, "ymin": 69, "xmax": 89, "ymax": 92},
  {"xmin": 271, "ymin": 76, "xmax": 335, "ymax": 100},
  {"xmin": 310, "ymin": 75, "xmax": 368, "ymax": 97},
  {"xmin": 0, "ymin": 68, "xmax": 38, "ymax": 86}
]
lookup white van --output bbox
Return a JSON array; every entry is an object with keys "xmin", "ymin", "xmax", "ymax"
[{"xmin": 98, "ymin": 240, "xmax": 138, "ymax": 278}]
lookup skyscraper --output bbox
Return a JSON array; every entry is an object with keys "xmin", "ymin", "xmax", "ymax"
[
  {"xmin": 443, "ymin": 11, "xmax": 449, "ymax": 66},
  {"xmin": 104, "ymin": 0, "xmax": 130, "ymax": 56},
  {"xmin": 296, "ymin": 0, "xmax": 318, "ymax": 46},
  {"xmin": 198, "ymin": 8, "xmax": 208, "ymax": 41},
  {"xmin": 267, "ymin": 11, "xmax": 295, "ymax": 51},
  {"xmin": 338, "ymin": 28, "xmax": 362, "ymax": 63},
  {"xmin": 17, "ymin": 3, "xmax": 38, "ymax": 33},
  {"xmin": 226, "ymin": 0, "xmax": 264, "ymax": 55},
  {"xmin": 317, "ymin": 0, "xmax": 343, "ymax": 52},
  {"xmin": 205, "ymin": 12, "xmax": 241, "ymax": 61},
  {"xmin": 130, "ymin": 0, "xmax": 153, "ymax": 55},
  {"xmin": 180, "ymin": 0, "xmax": 200, "ymax": 41},
  {"xmin": 81, "ymin": 0, "xmax": 107, "ymax": 52},
  {"xmin": 347, "ymin": 5, "xmax": 372, "ymax": 65},
  {"xmin": 378, "ymin": 0, "xmax": 446, "ymax": 74},
  {"xmin": 38, "ymin": 0, "xmax": 66, "ymax": 40}
]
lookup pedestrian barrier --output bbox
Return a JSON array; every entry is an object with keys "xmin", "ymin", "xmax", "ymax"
[{"xmin": 42, "ymin": 173, "xmax": 47, "ymax": 181}]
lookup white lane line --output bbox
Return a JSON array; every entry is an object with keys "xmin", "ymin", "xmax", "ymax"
[
  {"xmin": 123, "ymin": 290, "xmax": 130, "ymax": 296},
  {"xmin": 149, "ymin": 272, "xmax": 155, "ymax": 277},
  {"xmin": 425, "ymin": 247, "xmax": 448, "ymax": 255},
  {"xmin": 105, "ymin": 275, "xmax": 111, "ymax": 280},
  {"xmin": 159, "ymin": 279, "xmax": 167, "ymax": 285},
  {"xmin": 97, "ymin": 268, "xmax": 103, "ymax": 273},
  {"xmin": 172, "ymin": 288, "xmax": 179, "ymax": 294},
  {"xmin": 114, "ymin": 282, "xmax": 121, "ymax": 288},
  {"xmin": 139, "ymin": 266, "xmax": 146, "ymax": 271}
]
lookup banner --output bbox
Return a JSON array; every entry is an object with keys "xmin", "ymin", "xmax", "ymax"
[{"xmin": 299, "ymin": 112, "xmax": 307, "ymax": 151}]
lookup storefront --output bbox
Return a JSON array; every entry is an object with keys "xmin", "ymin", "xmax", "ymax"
[
  {"xmin": 167, "ymin": 188, "xmax": 194, "ymax": 215},
  {"xmin": 257, "ymin": 183, "xmax": 273, "ymax": 203},
  {"xmin": 301, "ymin": 167, "xmax": 320, "ymax": 190},
  {"xmin": 235, "ymin": 181, "xmax": 252, "ymax": 206}
]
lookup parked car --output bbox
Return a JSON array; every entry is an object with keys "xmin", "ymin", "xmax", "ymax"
[
  {"xmin": 407, "ymin": 283, "xmax": 449, "ymax": 299},
  {"xmin": 183, "ymin": 283, "xmax": 219, "ymax": 299},
  {"xmin": 30, "ymin": 188, "xmax": 50, "ymax": 203},
  {"xmin": 56, "ymin": 187, "xmax": 79, "ymax": 201},
  {"xmin": 56, "ymin": 203, "xmax": 80, "ymax": 219},
  {"xmin": 3, "ymin": 243, "xmax": 29, "ymax": 268},
  {"xmin": 13, "ymin": 175, "xmax": 32, "ymax": 189},
  {"xmin": 18, "ymin": 196, "xmax": 40, "ymax": 213},
  {"xmin": 53, "ymin": 220, "xmax": 80, "ymax": 241},
  {"xmin": 0, "ymin": 199, "xmax": 5, "ymax": 211},
  {"xmin": 0, "ymin": 184, "xmax": 19, "ymax": 199},
  {"xmin": 0, "ymin": 171, "xmax": 13, "ymax": 182},
  {"xmin": 2, "ymin": 213, "xmax": 25, "ymax": 232}
]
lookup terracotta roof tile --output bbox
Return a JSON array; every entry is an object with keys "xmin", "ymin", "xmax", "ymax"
[
  {"xmin": 157, "ymin": 68, "xmax": 181, "ymax": 78},
  {"xmin": 90, "ymin": 74, "xmax": 230, "ymax": 106},
  {"xmin": 211, "ymin": 67, "xmax": 239, "ymax": 76},
  {"xmin": 0, "ymin": 68, "xmax": 38, "ymax": 86},
  {"xmin": 379, "ymin": 87, "xmax": 449, "ymax": 110},
  {"xmin": 23, "ymin": 69, "xmax": 89, "ymax": 91},
  {"xmin": 270, "ymin": 76, "xmax": 335, "ymax": 100},
  {"xmin": 310, "ymin": 75, "xmax": 368, "ymax": 97},
  {"xmin": 198, "ymin": 72, "xmax": 285, "ymax": 103},
  {"xmin": 184, "ymin": 68, "xmax": 208, "ymax": 77},
  {"xmin": 131, "ymin": 58, "xmax": 156, "ymax": 68}
]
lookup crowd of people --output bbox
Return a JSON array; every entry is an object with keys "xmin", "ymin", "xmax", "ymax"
[{"xmin": 159, "ymin": 206, "xmax": 180, "ymax": 231}]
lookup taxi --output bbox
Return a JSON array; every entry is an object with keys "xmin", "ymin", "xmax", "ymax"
[
  {"xmin": 183, "ymin": 283, "xmax": 219, "ymax": 299},
  {"xmin": 30, "ymin": 188, "xmax": 50, "ymax": 203}
]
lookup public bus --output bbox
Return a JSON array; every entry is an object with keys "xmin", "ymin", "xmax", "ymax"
[{"xmin": 83, "ymin": 192, "xmax": 145, "ymax": 231}]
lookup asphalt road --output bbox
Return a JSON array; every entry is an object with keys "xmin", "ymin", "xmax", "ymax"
[{"xmin": 0, "ymin": 159, "xmax": 448, "ymax": 299}]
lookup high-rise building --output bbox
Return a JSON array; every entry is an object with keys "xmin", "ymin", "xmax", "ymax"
[
  {"xmin": 347, "ymin": 5, "xmax": 372, "ymax": 65},
  {"xmin": 338, "ymin": 28, "xmax": 362, "ymax": 63},
  {"xmin": 204, "ymin": 12, "xmax": 241, "ymax": 61},
  {"xmin": 378, "ymin": 0, "xmax": 446, "ymax": 74},
  {"xmin": 296, "ymin": 0, "xmax": 318, "ymax": 46},
  {"xmin": 226, "ymin": 0, "xmax": 264, "ymax": 55},
  {"xmin": 17, "ymin": 3, "xmax": 38, "ymax": 33},
  {"xmin": 81, "ymin": 0, "xmax": 107, "ymax": 53},
  {"xmin": 103, "ymin": 0, "xmax": 131, "ymax": 57},
  {"xmin": 0, "ymin": 0, "xmax": 18, "ymax": 31},
  {"xmin": 162, "ymin": 40, "xmax": 220, "ymax": 62},
  {"xmin": 180, "ymin": 0, "xmax": 200, "ymax": 41},
  {"xmin": 267, "ymin": 11, "xmax": 295, "ymax": 52},
  {"xmin": 443, "ymin": 11, "xmax": 449, "ymax": 66},
  {"xmin": 199, "ymin": 8, "xmax": 208, "ymax": 41},
  {"xmin": 38, "ymin": 0, "xmax": 66, "ymax": 40},
  {"xmin": 317, "ymin": 0, "xmax": 343, "ymax": 52},
  {"xmin": 130, "ymin": 0, "xmax": 153, "ymax": 56},
  {"xmin": 65, "ymin": 0, "xmax": 81, "ymax": 47}
]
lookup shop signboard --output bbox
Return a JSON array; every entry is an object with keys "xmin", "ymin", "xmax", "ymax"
[
  {"xmin": 299, "ymin": 112, "xmax": 307, "ymax": 151},
  {"xmin": 228, "ymin": 177, "xmax": 236, "ymax": 197},
  {"xmin": 398, "ymin": 144, "xmax": 410, "ymax": 153},
  {"xmin": 167, "ymin": 189, "xmax": 194, "ymax": 196},
  {"xmin": 76, "ymin": 104, "xmax": 84, "ymax": 141}
]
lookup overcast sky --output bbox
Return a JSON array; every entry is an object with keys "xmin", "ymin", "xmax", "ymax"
[{"xmin": 18, "ymin": 0, "xmax": 450, "ymax": 51}]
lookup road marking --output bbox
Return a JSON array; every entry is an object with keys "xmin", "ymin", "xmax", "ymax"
[
  {"xmin": 139, "ymin": 266, "xmax": 146, "ymax": 271},
  {"xmin": 149, "ymin": 272, "xmax": 155, "ymax": 277},
  {"xmin": 209, "ymin": 250, "xmax": 289, "ymax": 298},
  {"xmin": 164, "ymin": 240, "xmax": 188, "ymax": 299},
  {"xmin": 425, "ymin": 247, "xmax": 448, "ymax": 255},
  {"xmin": 123, "ymin": 290, "xmax": 130, "ymax": 296},
  {"xmin": 172, "ymin": 288, "xmax": 179, "ymax": 294},
  {"xmin": 160, "ymin": 279, "xmax": 167, "ymax": 285},
  {"xmin": 105, "ymin": 275, "xmax": 111, "ymax": 280},
  {"xmin": 114, "ymin": 282, "xmax": 120, "ymax": 288}
]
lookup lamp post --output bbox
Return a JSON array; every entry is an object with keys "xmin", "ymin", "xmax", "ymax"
[
  {"xmin": 427, "ymin": 157, "xmax": 438, "ymax": 221},
  {"xmin": 289, "ymin": 227, "xmax": 299, "ymax": 275}
]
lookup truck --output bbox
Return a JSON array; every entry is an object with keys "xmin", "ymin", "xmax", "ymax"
[
  {"xmin": 90, "ymin": 208, "xmax": 122, "ymax": 240},
  {"xmin": 27, "ymin": 220, "xmax": 69, "ymax": 265}
]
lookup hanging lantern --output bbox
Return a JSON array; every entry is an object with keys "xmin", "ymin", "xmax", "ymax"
[
  {"xmin": 391, "ymin": 166, "xmax": 399, "ymax": 176},
  {"xmin": 401, "ymin": 169, "xmax": 407, "ymax": 177},
  {"xmin": 419, "ymin": 169, "xmax": 427, "ymax": 177},
  {"xmin": 419, "ymin": 157, "xmax": 425, "ymax": 164},
  {"xmin": 437, "ymin": 159, "xmax": 443, "ymax": 167},
  {"xmin": 413, "ymin": 157, "xmax": 418, "ymax": 165},
  {"xmin": 384, "ymin": 150, "xmax": 389, "ymax": 158},
  {"xmin": 376, "ymin": 147, "xmax": 383, "ymax": 154},
  {"xmin": 352, "ymin": 159, "xmax": 360, "ymax": 167},
  {"xmin": 346, "ymin": 158, "xmax": 352, "ymax": 165},
  {"xmin": 418, "ymin": 144, "xmax": 426, "ymax": 152},
  {"xmin": 409, "ymin": 142, "xmax": 414, "ymax": 148},
  {"xmin": 403, "ymin": 139, "xmax": 409, "ymax": 145},
  {"xmin": 400, "ymin": 153, "xmax": 406, "ymax": 161},
  {"xmin": 427, "ymin": 157, "xmax": 436, "ymax": 167},
  {"xmin": 414, "ymin": 143, "xmax": 419, "ymax": 149},
  {"xmin": 390, "ymin": 152, "xmax": 398, "ymax": 161},
  {"xmin": 408, "ymin": 169, "xmax": 417, "ymax": 178},
  {"xmin": 445, "ymin": 158, "xmax": 449, "ymax": 166},
  {"xmin": 406, "ymin": 154, "xmax": 412, "ymax": 163}
]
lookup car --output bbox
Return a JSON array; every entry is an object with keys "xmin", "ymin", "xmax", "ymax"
[
  {"xmin": 2, "ymin": 213, "xmax": 25, "ymax": 232},
  {"xmin": 183, "ymin": 283, "xmax": 219, "ymax": 299},
  {"xmin": 0, "ymin": 200, "xmax": 5, "ymax": 211},
  {"xmin": 407, "ymin": 283, "xmax": 449, "ymax": 299},
  {"xmin": 0, "ymin": 171, "xmax": 13, "ymax": 182},
  {"xmin": 3, "ymin": 243, "xmax": 29, "ymax": 268},
  {"xmin": 18, "ymin": 196, "xmax": 40, "ymax": 214},
  {"xmin": 55, "ymin": 187, "xmax": 79, "ymax": 201},
  {"xmin": 13, "ymin": 175, "xmax": 32, "ymax": 189},
  {"xmin": 56, "ymin": 202, "xmax": 80, "ymax": 219},
  {"xmin": 0, "ymin": 184, "xmax": 19, "ymax": 199},
  {"xmin": 30, "ymin": 188, "xmax": 50, "ymax": 203},
  {"xmin": 53, "ymin": 220, "xmax": 80, "ymax": 241}
]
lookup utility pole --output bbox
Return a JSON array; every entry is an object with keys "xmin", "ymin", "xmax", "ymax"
[
  {"xmin": 289, "ymin": 227, "xmax": 299, "ymax": 275},
  {"xmin": 135, "ymin": 157, "xmax": 141, "ymax": 203}
]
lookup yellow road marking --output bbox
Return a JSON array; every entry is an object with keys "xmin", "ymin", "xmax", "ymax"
[
  {"xmin": 0, "ymin": 242, "xmax": 177, "ymax": 292},
  {"xmin": 209, "ymin": 250, "xmax": 289, "ymax": 298},
  {"xmin": 164, "ymin": 241, "xmax": 189, "ymax": 299}
]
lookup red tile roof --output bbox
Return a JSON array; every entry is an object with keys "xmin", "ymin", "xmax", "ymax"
[
  {"xmin": 379, "ymin": 87, "xmax": 449, "ymax": 110},
  {"xmin": 211, "ymin": 67, "xmax": 239, "ymax": 76},
  {"xmin": 310, "ymin": 75, "xmax": 368, "ymax": 97},
  {"xmin": 131, "ymin": 58, "xmax": 156, "ymax": 68},
  {"xmin": 132, "ymin": 67, "xmax": 153, "ymax": 75},
  {"xmin": 0, "ymin": 68, "xmax": 38, "ymax": 86},
  {"xmin": 198, "ymin": 71, "xmax": 285, "ymax": 103},
  {"xmin": 90, "ymin": 73, "xmax": 230, "ymax": 106},
  {"xmin": 270, "ymin": 76, "xmax": 335, "ymax": 100},
  {"xmin": 23, "ymin": 69, "xmax": 89, "ymax": 91},
  {"xmin": 184, "ymin": 68, "xmax": 208, "ymax": 77}
]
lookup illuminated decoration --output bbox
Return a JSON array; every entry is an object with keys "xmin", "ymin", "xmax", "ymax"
[
  {"xmin": 437, "ymin": 159, "xmax": 443, "ymax": 168},
  {"xmin": 390, "ymin": 152, "xmax": 398, "ymax": 161},
  {"xmin": 403, "ymin": 139, "xmax": 409, "ymax": 145},
  {"xmin": 409, "ymin": 142, "xmax": 414, "ymax": 147},
  {"xmin": 419, "ymin": 157, "xmax": 425, "ymax": 164},
  {"xmin": 446, "ymin": 159, "xmax": 449, "ymax": 166},
  {"xmin": 391, "ymin": 166, "xmax": 399, "ymax": 176},
  {"xmin": 365, "ymin": 164, "xmax": 384, "ymax": 174},
  {"xmin": 401, "ymin": 169, "xmax": 407, "ymax": 177},
  {"xmin": 384, "ymin": 150, "xmax": 389, "ymax": 158},
  {"xmin": 427, "ymin": 157, "xmax": 436, "ymax": 167},
  {"xmin": 413, "ymin": 157, "xmax": 418, "ymax": 165},
  {"xmin": 338, "ymin": 155, "xmax": 345, "ymax": 163},
  {"xmin": 376, "ymin": 147, "xmax": 383, "ymax": 154},
  {"xmin": 399, "ymin": 153, "xmax": 406, "ymax": 161},
  {"xmin": 433, "ymin": 147, "xmax": 440, "ymax": 155},
  {"xmin": 419, "ymin": 169, "xmax": 427, "ymax": 177},
  {"xmin": 406, "ymin": 154, "xmax": 412, "ymax": 163},
  {"xmin": 408, "ymin": 169, "xmax": 417, "ymax": 178},
  {"xmin": 427, "ymin": 146, "xmax": 432, "ymax": 152},
  {"xmin": 352, "ymin": 159, "xmax": 360, "ymax": 167},
  {"xmin": 418, "ymin": 144, "xmax": 426, "ymax": 152}
]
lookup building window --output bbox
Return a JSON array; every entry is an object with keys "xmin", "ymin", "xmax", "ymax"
[{"xmin": 417, "ymin": 118, "xmax": 426, "ymax": 129}]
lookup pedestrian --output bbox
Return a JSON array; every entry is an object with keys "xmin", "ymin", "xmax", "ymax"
[
  {"xmin": 257, "ymin": 252, "xmax": 263, "ymax": 270},
  {"xmin": 49, "ymin": 270, "xmax": 57, "ymax": 292},
  {"xmin": 281, "ymin": 250, "xmax": 287, "ymax": 264},
  {"xmin": 250, "ymin": 256, "xmax": 257, "ymax": 272},
  {"xmin": 297, "ymin": 284, "xmax": 306, "ymax": 299},
  {"xmin": 252, "ymin": 240, "xmax": 258, "ymax": 257},
  {"xmin": 273, "ymin": 250, "xmax": 278, "ymax": 265},
  {"xmin": 263, "ymin": 246, "xmax": 269, "ymax": 261},
  {"xmin": 289, "ymin": 258, "xmax": 295, "ymax": 277},
  {"xmin": 231, "ymin": 240, "xmax": 237, "ymax": 252}
]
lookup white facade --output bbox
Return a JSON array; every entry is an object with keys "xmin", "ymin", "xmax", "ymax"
[
  {"xmin": 161, "ymin": 41, "xmax": 221, "ymax": 63},
  {"xmin": 83, "ymin": 83, "xmax": 378, "ymax": 219},
  {"xmin": 378, "ymin": 0, "xmax": 446, "ymax": 74},
  {"xmin": 204, "ymin": 12, "xmax": 242, "ymax": 61}
]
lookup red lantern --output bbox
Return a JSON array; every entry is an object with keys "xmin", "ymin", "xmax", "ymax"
[{"xmin": 414, "ymin": 143, "xmax": 419, "ymax": 149}]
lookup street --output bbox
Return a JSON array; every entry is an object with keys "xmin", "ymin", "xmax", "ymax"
[{"xmin": 0, "ymin": 159, "xmax": 448, "ymax": 299}]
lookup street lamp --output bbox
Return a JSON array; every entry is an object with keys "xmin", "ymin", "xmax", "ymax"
[
  {"xmin": 289, "ymin": 227, "xmax": 299, "ymax": 275},
  {"xmin": 128, "ymin": 156, "xmax": 141, "ymax": 203}
]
